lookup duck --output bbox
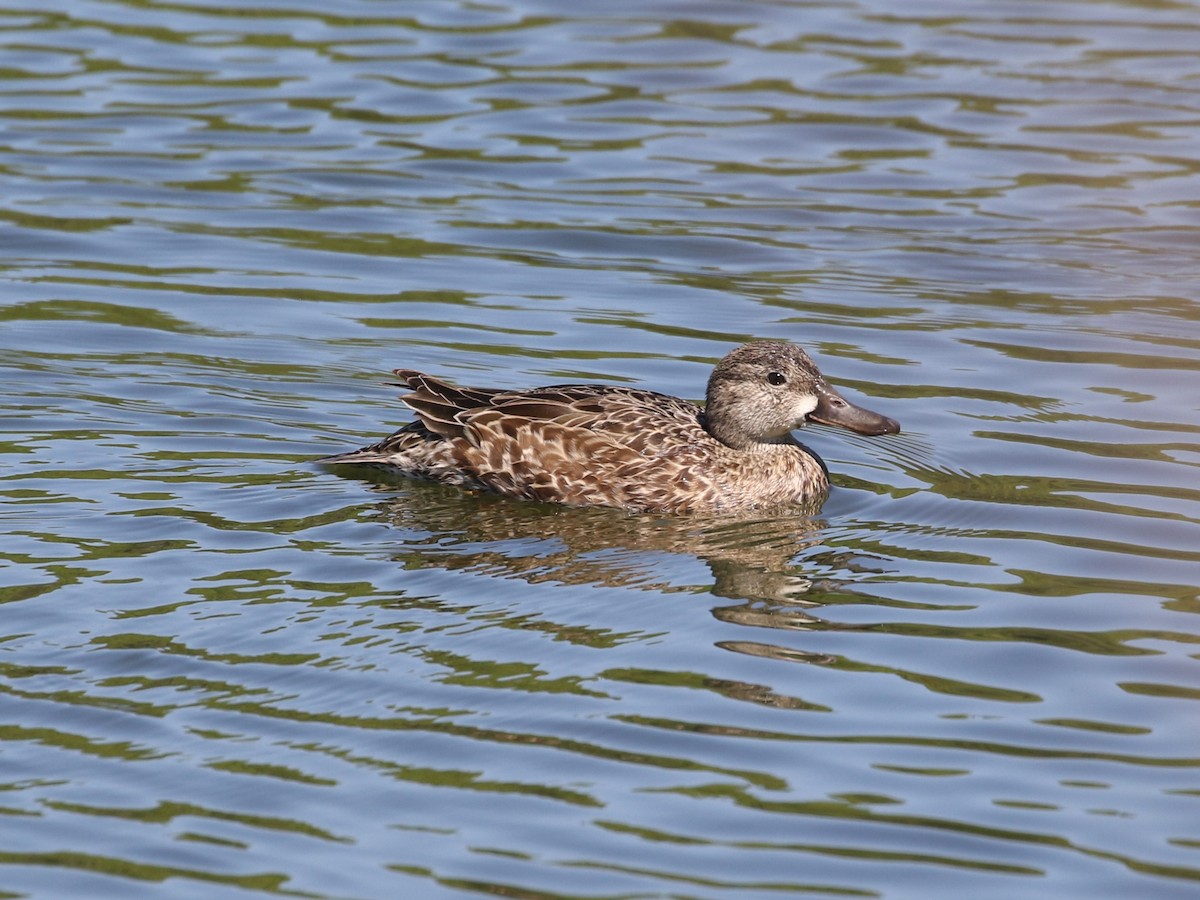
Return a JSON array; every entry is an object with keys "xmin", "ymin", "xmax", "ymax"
[{"xmin": 320, "ymin": 341, "xmax": 899, "ymax": 514}]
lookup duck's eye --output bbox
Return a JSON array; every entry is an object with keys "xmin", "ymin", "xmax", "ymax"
[{"xmin": 767, "ymin": 371, "xmax": 787, "ymax": 386}]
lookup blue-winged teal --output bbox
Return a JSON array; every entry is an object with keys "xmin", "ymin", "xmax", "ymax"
[{"xmin": 321, "ymin": 341, "xmax": 899, "ymax": 514}]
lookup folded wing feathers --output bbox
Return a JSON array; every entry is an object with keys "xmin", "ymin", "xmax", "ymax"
[
  {"xmin": 391, "ymin": 369, "xmax": 502, "ymax": 441},
  {"xmin": 385, "ymin": 372, "xmax": 706, "ymax": 479},
  {"xmin": 465, "ymin": 409, "xmax": 637, "ymax": 506},
  {"xmin": 388, "ymin": 372, "xmax": 645, "ymax": 439},
  {"xmin": 328, "ymin": 370, "xmax": 745, "ymax": 512}
]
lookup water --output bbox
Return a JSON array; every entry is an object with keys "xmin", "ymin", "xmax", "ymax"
[{"xmin": 2, "ymin": 0, "xmax": 1199, "ymax": 897}]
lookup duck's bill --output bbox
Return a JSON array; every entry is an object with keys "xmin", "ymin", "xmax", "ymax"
[{"xmin": 807, "ymin": 387, "xmax": 900, "ymax": 436}]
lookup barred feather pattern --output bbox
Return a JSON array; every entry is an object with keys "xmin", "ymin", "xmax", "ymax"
[
  {"xmin": 321, "ymin": 342, "xmax": 899, "ymax": 514},
  {"xmin": 323, "ymin": 375, "xmax": 828, "ymax": 514}
]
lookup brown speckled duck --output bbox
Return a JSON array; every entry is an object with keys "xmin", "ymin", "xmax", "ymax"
[{"xmin": 320, "ymin": 341, "xmax": 899, "ymax": 514}]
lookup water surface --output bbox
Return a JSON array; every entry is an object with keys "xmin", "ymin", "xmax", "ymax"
[{"xmin": 2, "ymin": 1, "xmax": 1200, "ymax": 897}]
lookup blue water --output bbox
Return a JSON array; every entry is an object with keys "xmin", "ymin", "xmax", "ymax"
[{"xmin": 2, "ymin": 1, "xmax": 1199, "ymax": 897}]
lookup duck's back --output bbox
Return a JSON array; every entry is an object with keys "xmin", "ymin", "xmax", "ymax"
[{"xmin": 322, "ymin": 372, "xmax": 734, "ymax": 511}]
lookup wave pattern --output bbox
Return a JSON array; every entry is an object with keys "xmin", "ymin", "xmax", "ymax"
[{"xmin": 2, "ymin": 0, "xmax": 1199, "ymax": 897}]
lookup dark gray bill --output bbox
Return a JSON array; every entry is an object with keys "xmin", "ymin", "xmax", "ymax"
[{"xmin": 807, "ymin": 386, "xmax": 900, "ymax": 436}]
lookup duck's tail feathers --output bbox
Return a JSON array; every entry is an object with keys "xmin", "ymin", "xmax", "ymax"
[{"xmin": 390, "ymin": 369, "xmax": 500, "ymax": 441}]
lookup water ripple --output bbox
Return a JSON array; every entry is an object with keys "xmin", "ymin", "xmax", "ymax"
[{"xmin": 3, "ymin": 0, "xmax": 1200, "ymax": 897}]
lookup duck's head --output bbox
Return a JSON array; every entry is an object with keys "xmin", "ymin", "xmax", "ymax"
[{"xmin": 704, "ymin": 341, "xmax": 900, "ymax": 450}]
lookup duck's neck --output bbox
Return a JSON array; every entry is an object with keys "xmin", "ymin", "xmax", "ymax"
[{"xmin": 702, "ymin": 408, "xmax": 797, "ymax": 451}]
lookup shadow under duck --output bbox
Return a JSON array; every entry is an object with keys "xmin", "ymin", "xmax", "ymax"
[{"xmin": 320, "ymin": 341, "xmax": 899, "ymax": 514}]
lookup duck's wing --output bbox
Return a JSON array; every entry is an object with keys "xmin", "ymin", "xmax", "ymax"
[
  {"xmin": 390, "ymin": 369, "xmax": 503, "ymax": 440},
  {"xmin": 324, "ymin": 373, "xmax": 720, "ymax": 510},
  {"xmin": 396, "ymin": 373, "xmax": 706, "ymax": 451},
  {"xmin": 481, "ymin": 384, "xmax": 708, "ymax": 457},
  {"xmin": 493, "ymin": 384, "xmax": 700, "ymax": 428}
]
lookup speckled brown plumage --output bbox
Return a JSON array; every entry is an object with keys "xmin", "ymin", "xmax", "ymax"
[{"xmin": 320, "ymin": 341, "xmax": 899, "ymax": 514}]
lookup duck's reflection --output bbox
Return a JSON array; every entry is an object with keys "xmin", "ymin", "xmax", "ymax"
[
  {"xmin": 353, "ymin": 476, "xmax": 845, "ymax": 607},
  {"xmin": 344, "ymin": 477, "xmax": 885, "ymax": 710}
]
